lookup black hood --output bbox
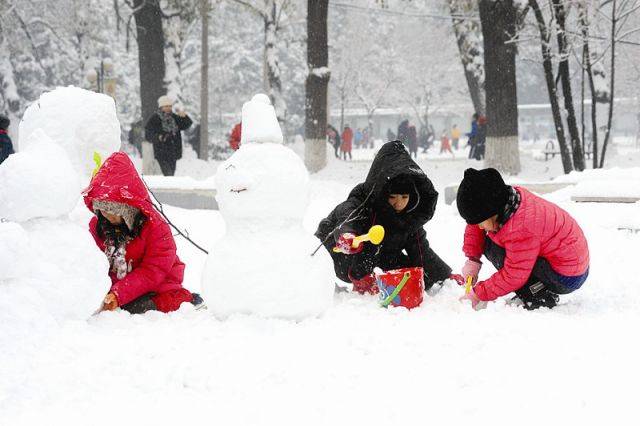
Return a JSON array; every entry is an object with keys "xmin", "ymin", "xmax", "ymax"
[{"xmin": 362, "ymin": 141, "xmax": 438, "ymax": 230}]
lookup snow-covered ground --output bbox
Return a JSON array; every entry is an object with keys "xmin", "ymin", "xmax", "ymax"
[{"xmin": 2, "ymin": 140, "xmax": 640, "ymax": 425}]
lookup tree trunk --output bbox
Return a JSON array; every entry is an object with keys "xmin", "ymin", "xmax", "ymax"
[
  {"xmin": 479, "ymin": 0, "xmax": 521, "ymax": 174},
  {"xmin": 133, "ymin": 0, "xmax": 166, "ymax": 124},
  {"xmin": 264, "ymin": 1, "xmax": 286, "ymax": 125},
  {"xmin": 579, "ymin": 9, "xmax": 600, "ymax": 169},
  {"xmin": 530, "ymin": 0, "xmax": 572, "ymax": 174},
  {"xmin": 448, "ymin": 0, "xmax": 485, "ymax": 115},
  {"xmin": 600, "ymin": 0, "xmax": 616, "ymax": 168},
  {"xmin": 199, "ymin": 0, "xmax": 209, "ymax": 160},
  {"xmin": 304, "ymin": 0, "xmax": 330, "ymax": 173},
  {"xmin": 553, "ymin": 0, "xmax": 585, "ymax": 171}
]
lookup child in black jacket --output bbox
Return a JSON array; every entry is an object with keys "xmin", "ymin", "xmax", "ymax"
[{"xmin": 315, "ymin": 141, "xmax": 452, "ymax": 294}]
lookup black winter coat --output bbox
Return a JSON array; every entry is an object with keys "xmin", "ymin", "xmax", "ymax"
[
  {"xmin": 145, "ymin": 112, "xmax": 193, "ymax": 161},
  {"xmin": 0, "ymin": 131, "xmax": 14, "ymax": 165},
  {"xmin": 315, "ymin": 141, "xmax": 451, "ymax": 288}
]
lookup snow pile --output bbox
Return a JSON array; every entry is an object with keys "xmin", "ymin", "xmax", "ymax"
[
  {"xmin": 0, "ymin": 130, "xmax": 79, "ymax": 221},
  {"xmin": 19, "ymin": 86, "xmax": 121, "ymax": 180},
  {"xmin": 0, "ymin": 87, "xmax": 116, "ymax": 325},
  {"xmin": 202, "ymin": 94, "xmax": 333, "ymax": 320}
]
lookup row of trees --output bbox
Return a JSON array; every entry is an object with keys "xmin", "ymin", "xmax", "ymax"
[{"xmin": 452, "ymin": 0, "xmax": 640, "ymax": 174}]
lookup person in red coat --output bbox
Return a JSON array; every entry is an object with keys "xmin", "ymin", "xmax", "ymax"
[
  {"xmin": 456, "ymin": 168, "xmax": 589, "ymax": 310},
  {"xmin": 83, "ymin": 152, "xmax": 204, "ymax": 314},
  {"xmin": 341, "ymin": 125, "xmax": 353, "ymax": 160},
  {"xmin": 229, "ymin": 122, "xmax": 241, "ymax": 151}
]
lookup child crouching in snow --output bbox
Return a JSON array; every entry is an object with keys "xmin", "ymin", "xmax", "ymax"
[
  {"xmin": 315, "ymin": 141, "xmax": 452, "ymax": 294},
  {"xmin": 456, "ymin": 168, "xmax": 589, "ymax": 310},
  {"xmin": 83, "ymin": 152, "xmax": 204, "ymax": 314}
]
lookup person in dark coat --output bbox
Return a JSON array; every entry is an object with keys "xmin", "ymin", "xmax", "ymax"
[
  {"xmin": 327, "ymin": 124, "xmax": 341, "ymax": 158},
  {"xmin": 145, "ymin": 95, "xmax": 192, "ymax": 176},
  {"xmin": 0, "ymin": 114, "xmax": 15, "ymax": 166},
  {"xmin": 397, "ymin": 119, "xmax": 410, "ymax": 146},
  {"xmin": 315, "ymin": 141, "xmax": 452, "ymax": 295},
  {"xmin": 474, "ymin": 115, "xmax": 487, "ymax": 160},
  {"xmin": 407, "ymin": 125, "xmax": 418, "ymax": 159},
  {"xmin": 466, "ymin": 113, "xmax": 479, "ymax": 160}
]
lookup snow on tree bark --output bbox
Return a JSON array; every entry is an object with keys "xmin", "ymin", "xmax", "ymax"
[
  {"xmin": 479, "ymin": 0, "xmax": 521, "ymax": 174},
  {"xmin": 304, "ymin": 0, "xmax": 329, "ymax": 173},
  {"xmin": 448, "ymin": 0, "xmax": 486, "ymax": 115},
  {"xmin": 133, "ymin": 0, "xmax": 166, "ymax": 123}
]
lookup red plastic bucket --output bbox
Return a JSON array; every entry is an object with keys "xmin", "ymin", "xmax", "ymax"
[{"xmin": 374, "ymin": 267, "xmax": 425, "ymax": 309}]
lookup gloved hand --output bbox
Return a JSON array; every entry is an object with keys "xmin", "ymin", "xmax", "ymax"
[
  {"xmin": 335, "ymin": 233, "xmax": 363, "ymax": 255},
  {"xmin": 462, "ymin": 258, "xmax": 482, "ymax": 285},
  {"xmin": 350, "ymin": 273, "xmax": 379, "ymax": 295},
  {"xmin": 102, "ymin": 292, "xmax": 119, "ymax": 311},
  {"xmin": 450, "ymin": 273, "xmax": 465, "ymax": 286},
  {"xmin": 459, "ymin": 289, "xmax": 487, "ymax": 311}
]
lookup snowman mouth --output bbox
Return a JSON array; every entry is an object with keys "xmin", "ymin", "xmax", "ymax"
[{"xmin": 230, "ymin": 187, "xmax": 248, "ymax": 193}]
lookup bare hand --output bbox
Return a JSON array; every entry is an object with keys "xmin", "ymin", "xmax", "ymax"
[
  {"xmin": 102, "ymin": 293, "xmax": 118, "ymax": 311},
  {"xmin": 176, "ymin": 109, "xmax": 186, "ymax": 117}
]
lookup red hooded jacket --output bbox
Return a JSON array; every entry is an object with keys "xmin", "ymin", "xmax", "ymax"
[
  {"xmin": 229, "ymin": 123, "xmax": 241, "ymax": 151},
  {"xmin": 82, "ymin": 152, "xmax": 186, "ymax": 306},
  {"xmin": 464, "ymin": 187, "xmax": 589, "ymax": 301}
]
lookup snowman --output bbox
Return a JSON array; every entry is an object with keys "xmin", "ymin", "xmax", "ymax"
[
  {"xmin": 0, "ymin": 87, "xmax": 121, "ymax": 327},
  {"xmin": 202, "ymin": 94, "xmax": 334, "ymax": 320}
]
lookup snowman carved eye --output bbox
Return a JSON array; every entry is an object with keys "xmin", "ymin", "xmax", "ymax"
[{"xmin": 225, "ymin": 164, "xmax": 235, "ymax": 170}]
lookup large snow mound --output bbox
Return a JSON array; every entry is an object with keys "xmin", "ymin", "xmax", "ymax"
[
  {"xmin": 0, "ymin": 129, "xmax": 80, "ymax": 221},
  {"xmin": 0, "ymin": 219, "xmax": 110, "ymax": 323},
  {"xmin": 19, "ymin": 86, "xmax": 121, "ymax": 179},
  {"xmin": 240, "ymin": 93, "xmax": 283, "ymax": 145}
]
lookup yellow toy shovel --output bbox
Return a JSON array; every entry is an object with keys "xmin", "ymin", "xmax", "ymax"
[{"xmin": 333, "ymin": 225, "xmax": 385, "ymax": 253}]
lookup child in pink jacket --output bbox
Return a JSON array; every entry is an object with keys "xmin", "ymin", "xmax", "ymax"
[{"xmin": 456, "ymin": 168, "xmax": 589, "ymax": 310}]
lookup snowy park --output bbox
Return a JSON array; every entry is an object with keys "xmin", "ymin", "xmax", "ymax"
[{"xmin": 2, "ymin": 1, "xmax": 640, "ymax": 425}]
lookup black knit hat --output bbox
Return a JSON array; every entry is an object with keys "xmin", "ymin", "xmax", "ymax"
[
  {"xmin": 385, "ymin": 174, "xmax": 414, "ymax": 195},
  {"xmin": 0, "ymin": 114, "xmax": 9, "ymax": 130},
  {"xmin": 456, "ymin": 168, "xmax": 509, "ymax": 224}
]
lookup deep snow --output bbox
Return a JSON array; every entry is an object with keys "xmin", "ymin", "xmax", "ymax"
[{"xmin": 1, "ymin": 140, "xmax": 639, "ymax": 425}]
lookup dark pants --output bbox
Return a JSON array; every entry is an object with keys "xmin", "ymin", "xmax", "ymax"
[
  {"xmin": 120, "ymin": 289, "xmax": 195, "ymax": 314},
  {"xmin": 483, "ymin": 238, "xmax": 581, "ymax": 295},
  {"xmin": 328, "ymin": 241, "xmax": 451, "ymax": 291},
  {"xmin": 342, "ymin": 150, "xmax": 352, "ymax": 160},
  {"xmin": 157, "ymin": 158, "xmax": 177, "ymax": 176},
  {"xmin": 334, "ymin": 143, "xmax": 341, "ymax": 158},
  {"xmin": 452, "ymin": 138, "xmax": 459, "ymax": 150}
]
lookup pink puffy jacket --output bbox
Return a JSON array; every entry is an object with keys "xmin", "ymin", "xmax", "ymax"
[{"xmin": 463, "ymin": 187, "xmax": 589, "ymax": 301}]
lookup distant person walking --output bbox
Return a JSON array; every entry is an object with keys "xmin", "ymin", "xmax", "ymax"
[
  {"xmin": 341, "ymin": 124, "xmax": 353, "ymax": 161},
  {"xmin": 145, "ymin": 96, "xmax": 192, "ymax": 176},
  {"xmin": 451, "ymin": 124, "xmax": 461, "ymax": 150},
  {"xmin": 466, "ymin": 113, "xmax": 479, "ymax": 160},
  {"xmin": 229, "ymin": 122, "xmax": 242, "ymax": 151},
  {"xmin": 0, "ymin": 114, "xmax": 15, "ymax": 166},
  {"xmin": 354, "ymin": 128, "xmax": 363, "ymax": 149},
  {"xmin": 408, "ymin": 124, "xmax": 418, "ymax": 159},
  {"xmin": 327, "ymin": 124, "xmax": 341, "ymax": 158},
  {"xmin": 474, "ymin": 115, "xmax": 487, "ymax": 160},
  {"xmin": 440, "ymin": 132, "xmax": 454, "ymax": 157},
  {"xmin": 397, "ymin": 119, "xmax": 410, "ymax": 146}
]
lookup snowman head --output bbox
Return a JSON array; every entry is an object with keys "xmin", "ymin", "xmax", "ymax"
[
  {"xmin": 215, "ymin": 144, "xmax": 309, "ymax": 222},
  {"xmin": 240, "ymin": 93, "xmax": 284, "ymax": 145}
]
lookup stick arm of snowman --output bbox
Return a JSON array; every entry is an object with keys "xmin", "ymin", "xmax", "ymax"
[
  {"xmin": 140, "ymin": 175, "xmax": 210, "ymax": 255},
  {"xmin": 310, "ymin": 185, "xmax": 376, "ymax": 257}
]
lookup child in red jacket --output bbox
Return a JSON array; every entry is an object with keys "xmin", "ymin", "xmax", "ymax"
[
  {"xmin": 83, "ymin": 152, "xmax": 204, "ymax": 314},
  {"xmin": 456, "ymin": 168, "xmax": 589, "ymax": 310}
]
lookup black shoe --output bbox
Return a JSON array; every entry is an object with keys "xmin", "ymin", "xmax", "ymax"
[
  {"xmin": 190, "ymin": 293, "xmax": 207, "ymax": 310},
  {"xmin": 513, "ymin": 282, "xmax": 559, "ymax": 311},
  {"xmin": 121, "ymin": 293, "xmax": 157, "ymax": 314}
]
